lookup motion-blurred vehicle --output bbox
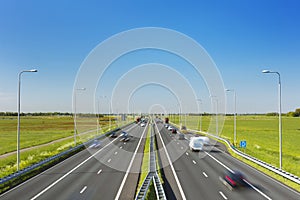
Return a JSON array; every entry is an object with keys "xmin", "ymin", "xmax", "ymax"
[
  {"xmin": 165, "ymin": 117, "xmax": 169, "ymax": 124},
  {"xmin": 110, "ymin": 131, "xmax": 118, "ymax": 138},
  {"xmin": 120, "ymin": 131, "xmax": 130, "ymax": 142},
  {"xmin": 220, "ymin": 170, "xmax": 248, "ymax": 190},
  {"xmin": 189, "ymin": 137, "xmax": 203, "ymax": 151},
  {"xmin": 164, "ymin": 124, "xmax": 169, "ymax": 128},
  {"xmin": 178, "ymin": 133, "xmax": 185, "ymax": 140},
  {"xmin": 168, "ymin": 126, "xmax": 173, "ymax": 131},
  {"xmin": 89, "ymin": 140, "xmax": 101, "ymax": 149},
  {"xmin": 141, "ymin": 123, "xmax": 146, "ymax": 127},
  {"xmin": 171, "ymin": 128, "xmax": 177, "ymax": 133},
  {"xmin": 197, "ymin": 136, "xmax": 210, "ymax": 146}
]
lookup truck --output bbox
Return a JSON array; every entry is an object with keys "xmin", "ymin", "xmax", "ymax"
[{"xmin": 165, "ymin": 117, "xmax": 169, "ymax": 124}]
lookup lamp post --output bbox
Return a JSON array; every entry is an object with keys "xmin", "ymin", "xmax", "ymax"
[
  {"xmin": 74, "ymin": 88, "xmax": 86, "ymax": 146},
  {"xmin": 226, "ymin": 89, "xmax": 237, "ymax": 146},
  {"xmin": 262, "ymin": 69, "xmax": 282, "ymax": 169},
  {"xmin": 210, "ymin": 96, "xmax": 218, "ymax": 135},
  {"xmin": 196, "ymin": 99, "xmax": 202, "ymax": 132},
  {"xmin": 17, "ymin": 69, "xmax": 38, "ymax": 171}
]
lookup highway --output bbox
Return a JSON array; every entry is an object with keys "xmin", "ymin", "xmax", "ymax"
[
  {"xmin": 1, "ymin": 118, "xmax": 300, "ymax": 200},
  {"xmin": 154, "ymin": 119, "xmax": 300, "ymax": 200},
  {"xmin": 0, "ymin": 123, "xmax": 148, "ymax": 200}
]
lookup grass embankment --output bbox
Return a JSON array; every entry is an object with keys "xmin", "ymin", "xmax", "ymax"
[
  {"xmin": 136, "ymin": 126, "xmax": 151, "ymax": 194},
  {"xmin": 0, "ymin": 115, "xmax": 133, "ymax": 178}
]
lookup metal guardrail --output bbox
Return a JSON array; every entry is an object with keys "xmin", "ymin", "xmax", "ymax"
[
  {"xmin": 136, "ymin": 123, "xmax": 166, "ymax": 200},
  {"xmin": 0, "ymin": 122, "xmax": 134, "ymax": 186},
  {"xmin": 184, "ymin": 127, "xmax": 300, "ymax": 185}
]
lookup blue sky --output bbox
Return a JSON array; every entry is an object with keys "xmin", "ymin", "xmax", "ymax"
[{"xmin": 0, "ymin": 0, "xmax": 299, "ymax": 113}]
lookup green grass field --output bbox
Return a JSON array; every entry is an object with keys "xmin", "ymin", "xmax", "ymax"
[
  {"xmin": 0, "ymin": 115, "xmax": 133, "ymax": 177},
  {"xmin": 169, "ymin": 114, "xmax": 300, "ymax": 177}
]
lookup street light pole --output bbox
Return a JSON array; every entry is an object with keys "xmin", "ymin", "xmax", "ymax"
[
  {"xmin": 210, "ymin": 96, "xmax": 218, "ymax": 135},
  {"xmin": 17, "ymin": 69, "xmax": 38, "ymax": 171},
  {"xmin": 74, "ymin": 88, "xmax": 86, "ymax": 146},
  {"xmin": 196, "ymin": 99, "xmax": 202, "ymax": 132},
  {"xmin": 262, "ymin": 69, "xmax": 282, "ymax": 169},
  {"xmin": 226, "ymin": 89, "xmax": 237, "ymax": 146}
]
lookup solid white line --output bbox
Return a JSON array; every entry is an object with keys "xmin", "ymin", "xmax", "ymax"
[
  {"xmin": 205, "ymin": 152, "xmax": 234, "ymax": 173},
  {"xmin": 114, "ymin": 151, "xmax": 118, "ymax": 155},
  {"xmin": 80, "ymin": 186, "xmax": 87, "ymax": 194},
  {"xmin": 219, "ymin": 191, "xmax": 227, "ymax": 200},
  {"xmin": 203, "ymin": 172, "xmax": 208, "ymax": 178},
  {"xmin": 192, "ymin": 160, "xmax": 196, "ymax": 165},
  {"xmin": 97, "ymin": 169, "xmax": 102, "ymax": 175},
  {"xmin": 107, "ymin": 158, "xmax": 111, "ymax": 163},
  {"xmin": 30, "ymin": 124, "xmax": 137, "ymax": 200},
  {"xmin": 114, "ymin": 121, "xmax": 149, "ymax": 200},
  {"xmin": 155, "ymin": 122, "xmax": 187, "ymax": 200},
  {"xmin": 244, "ymin": 179, "xmax": 272, "ymax": 200}
]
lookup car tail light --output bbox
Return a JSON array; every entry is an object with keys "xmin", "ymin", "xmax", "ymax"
[{"xmin": 225, "ymin": 175, "xmax": 236, "ymax": 186}]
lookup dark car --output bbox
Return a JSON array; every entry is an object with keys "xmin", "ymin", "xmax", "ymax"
[
  {"xmin": 220, "ymin": 170, "xmax": 248, "ymax": 190},
  {"xmin": 172, "ymin": 128, "xmax": 177, "ymax": 134},
  {"xmin": 110, "ymin": 131, "xmax": 118, "ymax": 138}
]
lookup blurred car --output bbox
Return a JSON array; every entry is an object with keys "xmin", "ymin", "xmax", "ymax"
[
  {"xmin": 89, "ymin": 140, "xmax": 101, "ymax": 149},
  {"xmin": 141, "ymin": 123, "xmax": 146, "ymax": 127},
  {"xmin": 220, "ymin": 170, "xmax": 248, "ymax": 190},
  {"xmin": 171, "ymin": 128, "xmax": 177, "ymax": 134},
  {"xmin": 189, "ymin": 137, "xmax": 203, "ymax": 151},
  {"xmin": 168, "ymin": 126, "xmax": 173, "ymax": 131},
  {"xmin": 178, "ymin": 133, "xmax": 185, "ymax": 140},
  {"xmin": 120, "ymin": 131, "xmax": 130, "ymax": 142},
  {"xmin": 110, "ymin": 131, "xmax": 118, "ymax": 138},
  {"xmin": 164, "ymin": 124, "xmax": 169, "ymax": 128}
]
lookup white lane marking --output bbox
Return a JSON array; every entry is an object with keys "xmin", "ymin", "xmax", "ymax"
[
  {"xmin": 203, "ymin": 172, "xmax": 208, "ymax": 178},
  {"xmin": 114, "ymin": 121, "xmax": 149, "ymax": 200},
  {"xmin": 154, "ymin": 122, "xmax": 187, "ymax": 200},
  {"xmin": 107, "ymin": 158, "xmax": 111, "ymax": 163},
  {"xmin": 181, "ymin": 146, "xmax": 183, "ymax": 150},
  {"xmin": 30, "ymin": 124, "xmax": 137, "ymax": 200},
  {"xmin": 97, "ymin": 169, "xmax": 102, "ymax": 175},
  {"xmin": 124, "ymin": 142, "xmax": 126, "ymax": 144},
  {"xmin": 192, "ymin": 160, "xmax": 196, "ymax": 165},
  {"xmin": 114, "ymin": 151, "xmax": 118, "ymax": 155},
  {"xmin": 80, "ymin": 186, "xmax": 87, "ymax": 194},
  {"xmin": 120, "ymin": 146, "xmax": 123, "ymax": 149},
  {"xmin": 204, "ymin": 152, "xmax": 234, "ymax": 173},
  {"xmin": 186, "ymin": 152, "xmax": 189, "ymax": 156},
  {"xmin": 244, "ymin": 179, "xmax": 272, "ymax": 200},
  {"xmin": 177, "ymin": 142, "xmax": 179, "ymax": 145},
  {"xmin": 219, "ymin": 191, "xmax": 227, "ymax": 200},
  {"xmin": 205, "ymin": 152, "xmax": 272, "ymax": 200}
]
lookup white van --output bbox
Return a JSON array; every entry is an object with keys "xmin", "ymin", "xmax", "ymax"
[
  {"xmin": 189, "ymin": 137, "xmax": 203, "ymax": 151},
  {"xmin": 197, "ymin": 136, "xmax": 210, "ymax": 146}
]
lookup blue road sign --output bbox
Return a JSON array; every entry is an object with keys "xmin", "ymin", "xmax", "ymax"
[{"xmin": 240, "ymin": 140, "xmax": 247, "ymax": 148}]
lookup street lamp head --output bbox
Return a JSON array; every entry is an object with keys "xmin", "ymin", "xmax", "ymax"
[
  {"xmin": 30, "ymin": 69, "xmax": 38, "ymax": 72},
  {"xmin": 262, "ymin": 69, "xmax": 270, "ymax": 73}
]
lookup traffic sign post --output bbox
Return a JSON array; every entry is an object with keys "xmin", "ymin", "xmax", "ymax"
[{"xmin": 240, "ymin": 140, "xmax": 247, "ymax": 153}]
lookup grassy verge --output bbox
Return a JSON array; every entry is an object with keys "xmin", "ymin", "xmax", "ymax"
[{"xmin": 136, "ymin": 126, "xmax": 151, "ymax": 194}]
